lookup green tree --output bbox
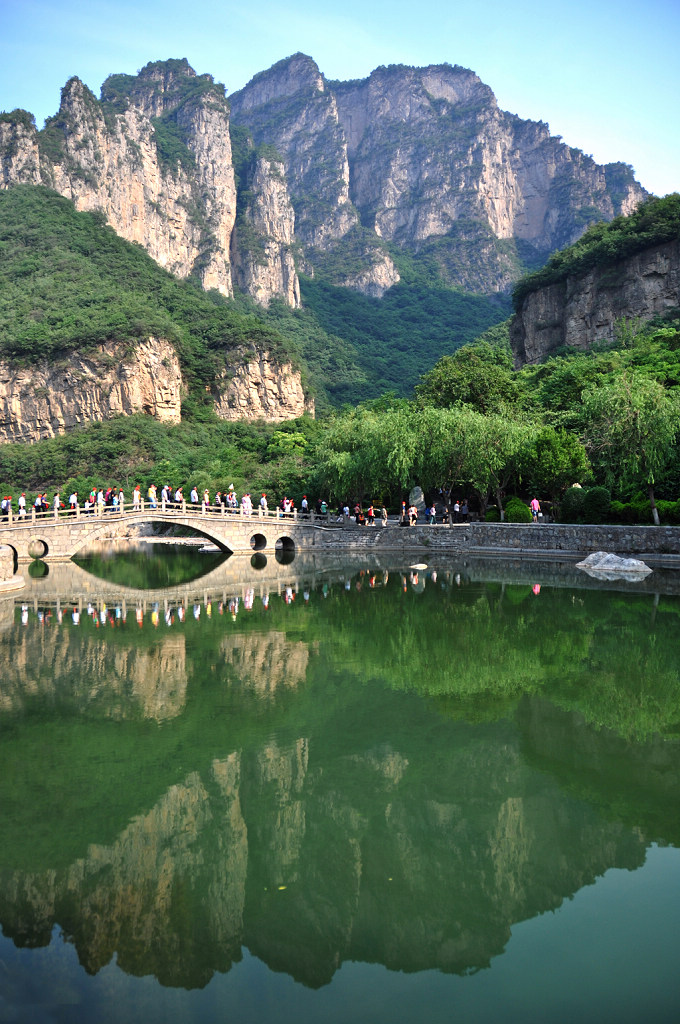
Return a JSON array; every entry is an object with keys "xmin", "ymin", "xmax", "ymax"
[
  {"xmin": 415, "ymin": 343, "xmax": 518, "ymax": 414},
  {"xmin": 465, "ymin": 414, "xmax": 536, "ymax": 518},
  {"xmin": 582, "ymin": 371, "xmax": 680, "ymax": 524},
  {"xmin": 524, "ymin": 426, "xmax": 590, "ymax": 502}
]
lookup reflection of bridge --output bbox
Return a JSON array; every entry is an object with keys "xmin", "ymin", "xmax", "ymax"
[
  {"xmin": 0, "ymin": 503, "xmax": 345, "ymax": 562},
  {"xmin": 12, "ymin": 550, "xmax": 394, "ymax": 616}
]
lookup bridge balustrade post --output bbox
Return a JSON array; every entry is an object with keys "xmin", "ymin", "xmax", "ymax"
[
  {"xmin": 182, "ymin": 500, "xmax": 186, "ymax": 514},
  {"xmin": 141, "ymin": 498, "xmax": 145, "ymax": 512},
  {"xmin": 202, "ymin": 502, "xmax": 206, "ymax": 515},
  {"xmin": 31, "ymin": 507, "xmax": 35, "ymax": 524},
  {"xmin": 294, "ymin": 509, "xmax": 298, "ymax": 521},
  {"xmin": 76, "ymin": 505, "xmax": 80, "ymax": 520},
  {"xmin": 162, "ymin": 498, "xmax": 166, "ymax": 513}
]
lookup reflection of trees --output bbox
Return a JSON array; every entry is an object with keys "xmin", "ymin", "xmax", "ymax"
[{"xmin": 313, "ymin": 581, "xmax": 680, "ymax": 740}]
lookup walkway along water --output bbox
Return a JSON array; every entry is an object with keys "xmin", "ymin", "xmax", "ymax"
[{"xmin": 1, "ymin": 500, "xmax": 680, "ymax": 575}]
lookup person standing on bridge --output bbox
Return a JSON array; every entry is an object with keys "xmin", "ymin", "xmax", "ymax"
[
  {"xmin": 190, "ymin": 486, "xmax": 199, "ymax": 507},
  {"xmin": 203, "ymin": 488, "xmax": 210, "ymax": 509},
  {"xmin": 69, "ymin": 491, "xmax": 78, "ymax": 514},
  {"xmin": 260, "ymin": 493, "xmax": 268, "ymax": 513},
  {"xmin": 18, "ymin": 493, "xmax": 26, "ymax": 518},
  {"xmin": 133, "ymin": 485, "xmax": 140, "ymax": 511}
]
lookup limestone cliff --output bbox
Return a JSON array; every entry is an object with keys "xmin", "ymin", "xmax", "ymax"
[
  {"xmin": 230, "ymin": 54, "xmax": 359, "ymax": 252},
  {"xmin": 2, "ymin": 55, "xmax": 646, "ymax": 305},
  {"xmin": 0, "ymin": 338, "xmax": 313, "ymax": 441},
  {"xmin": 0, "ymin": 337, "xmax": 182, "ymax": 443},
  {"xmin": 511, "ymin": 238, "xmax": 680, "ymax": 365},
  {"xmin": 231, "ymin": 55, "xmax": 646, "ymax": 295},
  {"xmin": 212, "ymin": 348, "xmax": 313, "ymax": 421},
  {"xmin": 231, "ymin": 152, "xmax": 301, "ymax": 307},
  {"xmin": 1, "ymin": 61, "xmax": 236, "ymax": 296}
]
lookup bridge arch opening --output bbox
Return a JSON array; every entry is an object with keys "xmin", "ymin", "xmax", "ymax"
[
  {"xmin": 250, "ymin": 533, "xmax": 267, "ymax": 551},
  {"xmin": 275, "ymin": 536, "xmax": 295, "ymax": 565},
  {"xmin": 3, "ymin": 544, "xmax": 19, "ymax": 574},
  {"xmin": 28, "ymin": 538, "xmax": 49, "ymax": 560},
  {"xmin": 275, "ymin": 536, "xmax": 295, "ymax": 552}
]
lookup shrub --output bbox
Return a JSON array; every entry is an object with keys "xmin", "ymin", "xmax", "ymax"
[
  {"xmin": 560, "ymin": 486, "xmax": 586, "ymax": 523},
  {"xmin": 504, "ymin": 497, "xmax": 533, "ymax": 523},
  {"xmin": 485, "ymin": 506, "xmax": 500, "ymax": 522},
  {"xmin": 583, "ymin": 486, "xmax": 611, "ymax": 524}
]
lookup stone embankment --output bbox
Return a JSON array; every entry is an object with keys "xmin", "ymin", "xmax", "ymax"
[{"xmin": 313, "ymin": 521, "xmax": 680, "ymax": 564}]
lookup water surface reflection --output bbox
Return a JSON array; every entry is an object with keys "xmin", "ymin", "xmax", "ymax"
[{"xmin": 0, "ymin": 550, "xmax": 679, "ymax": 1019}]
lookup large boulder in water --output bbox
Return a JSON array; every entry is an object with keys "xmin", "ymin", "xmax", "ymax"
[{"xmin": 575, "ymin": 551, "xmax": 652, "ymax": 581}]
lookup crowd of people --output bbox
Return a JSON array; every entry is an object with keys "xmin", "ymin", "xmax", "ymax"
[{"xmin": 1, "ymin": 483, "xmax": 542, "ymax": 525}]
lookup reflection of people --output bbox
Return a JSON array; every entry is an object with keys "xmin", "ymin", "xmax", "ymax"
[{"xmin": 530, "ymin": 497, "xmax": 541, "ymax": 522}]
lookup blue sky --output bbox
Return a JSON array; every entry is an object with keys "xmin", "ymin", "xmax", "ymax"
[{"xmin": 2, "ymin": 0, "xmax": 678, "ymax": 197}]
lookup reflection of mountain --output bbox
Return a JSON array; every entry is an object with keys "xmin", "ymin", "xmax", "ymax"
[
  {"xmin": 0, "ymin": 712, "xmax": 650, "ymax": 989},
  {"xmin": 0, "ymin": 626, "xmax": 188, "ymax": 721},
  {"xmin": 0, "ymin": 623, "xmax": 309, "ymax": 720},
  {"xmin": 2, "ymin": 574, "xmax": 679, "ymax": 990},
  {"xmin": 221, "ymin": 632, "xmax": 311, "ymax": 698}
]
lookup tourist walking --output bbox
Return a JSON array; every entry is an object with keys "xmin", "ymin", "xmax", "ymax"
[{"xmin": 530, "ymin": 496, "xmax": 541, "ymax": 522}]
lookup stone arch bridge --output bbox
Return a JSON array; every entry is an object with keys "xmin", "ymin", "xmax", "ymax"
[{"xmin": 0, "ymin": 503, "xmax": 341, "ymax": 563}]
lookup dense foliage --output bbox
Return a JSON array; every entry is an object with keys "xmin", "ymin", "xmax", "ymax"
[{"xmin": 0, "ymin": 186, "xmax": 293, "ymax": 398}]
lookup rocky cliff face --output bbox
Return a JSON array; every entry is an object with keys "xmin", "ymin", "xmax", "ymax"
[
  {"xmin": 212, "ymin": 348, "xmax": 313, "ymax": 421},
  {"xmin": 511, "ymin": 239, "xmax": 680, "ymax": 365},
  {"xmin": 231, "ymin": 55, "xmax": 646, "ymax": 295},
  {"xmin": 0, "ymin": 337, "xmax": 311, "ymax": 442},
  {"xmin": 2, "ymin": 53, "xmax": 644, "ymax": 309},
  {"xmin": 0, "ymin": 63, "xmax": 237, "ymax": 295},
  {"xmin": 230, "ymin": 153, "xmax": 301, "ymax": 307},
  {"xmin": 0, "ymin": 337, "xmax": 182, "ymax": 443}
]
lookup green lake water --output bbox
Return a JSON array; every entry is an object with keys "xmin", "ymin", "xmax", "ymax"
[{"xmin": 1, "ymin": 545, "xmax": 679, "ymax": 1023}]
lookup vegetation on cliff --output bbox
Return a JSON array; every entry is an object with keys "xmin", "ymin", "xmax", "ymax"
[{"xmin": 513, "ymin": 193, "xmax": 680, "ymax": 310}]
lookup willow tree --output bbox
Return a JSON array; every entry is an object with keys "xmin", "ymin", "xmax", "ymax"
[
  {"xmin": 464, "ymin": 413, "xmax": 537, "ymax": 519},
  {"xmin": 415, "ymin": 406, "xmax": 484, "ymax": 521},
  {"xmin": 315, "ymin": 407, "xmax": 419, "ymax": 502},
  {"xmin": 582, "ymin": 371, "xmax": 680, "ymax": 524}
]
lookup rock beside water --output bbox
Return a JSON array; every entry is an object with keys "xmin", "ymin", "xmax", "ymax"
[{"xmin": 575, "ymin": 551, "xmax": 652, "ymax": 581}]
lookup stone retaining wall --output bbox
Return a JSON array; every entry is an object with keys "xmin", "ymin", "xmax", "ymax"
[
  {"xmin": 312, "ymin": 521, "xmax": 680, "ymax": 560},
  {"xmin": 459, "ymin": 523, "xmax": 680, "ymax": 557}
]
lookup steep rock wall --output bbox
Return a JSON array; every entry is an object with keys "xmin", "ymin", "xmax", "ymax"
[
  {"xmin": 231, "ymin": 153, "xmax": 300, "ymax": 307},
  {"xmin": 1, "ymin": 55, "xmax": 648, "ymax": 304},
  {"xmin": 0, "ymin": 337, "xmax": 182, "ymax": 443},
  {"xmin": 232, "ymin": 56, "xmax": 646, "ymax": 295},
  {"xmin": 511, "ymin": 239, "xmax": 680, "ymax": 365},
  {"xmin": 213, "ymin": 349, "xmax": 313, "ymax": 421},
  {"xmin": 1, "ymin": 63, "xmax": 236, "ymax": 296}
]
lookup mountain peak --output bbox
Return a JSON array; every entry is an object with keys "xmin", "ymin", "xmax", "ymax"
[{"xmin": 231, "ymin": 53, "xmax": 323, "ymax": 113}]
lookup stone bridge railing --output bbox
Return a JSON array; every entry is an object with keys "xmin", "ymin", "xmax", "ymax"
[{"xmin": 0, "ymin": 500, "xmax": 341, "ymax": 562}]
